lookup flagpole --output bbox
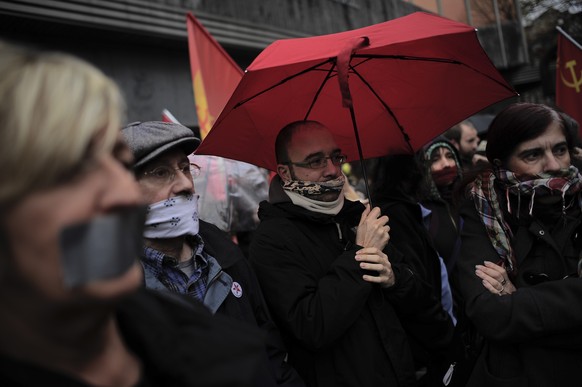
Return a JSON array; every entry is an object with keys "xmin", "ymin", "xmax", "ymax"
[
  {"xmin": 556, "ymin": 26, "xmax": 582, "ymax": 51},
  {"xmin": 162, "ymin": 108, "xmax": 181, "ymax": 124}
]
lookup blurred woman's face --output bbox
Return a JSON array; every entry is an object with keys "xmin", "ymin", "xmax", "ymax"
[
  {"xmin": 1, "ymin": 134, "xmax": 144, "ymax": 303},
  {"xmin": 506, "ymin": 121, "xmax": 570, "ymax": 176},
  {"xmin": 430, "ymin": 147, "xmax": 456, "ymax": 173}
]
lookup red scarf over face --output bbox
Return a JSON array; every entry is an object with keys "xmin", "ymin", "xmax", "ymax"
[{"xmin": 431, "ymin": 165, "xmax": 459, "ymax": 187}]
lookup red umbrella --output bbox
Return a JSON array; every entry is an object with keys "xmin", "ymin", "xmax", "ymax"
[{"xmin": 196, "ymin": 12, "xmax": 517, "ymax": 196}]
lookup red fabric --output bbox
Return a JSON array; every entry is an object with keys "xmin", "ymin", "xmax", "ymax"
[
  {"xmin": 196, "ymin": 12, "xmax": 517, "ymax": 171},
  {"xmin": 556, "ymin": 32, "xmax": 582, "ymax": 135},
  {"xmin": 337, "ymin": 37, "xmax": 370, "ymax": 108},
  {"xmin": 431, "ymin": 166, "xmax": 459, "ymax": 187},
  {"xmin": 186, "ymin": 13, "xmax": 243, "ymax": 139}
]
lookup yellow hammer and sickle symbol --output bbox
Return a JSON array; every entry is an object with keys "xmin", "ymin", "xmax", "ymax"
[{"xmin": 561, "ymin": 60, "xmax": 582, "ymax": 93}]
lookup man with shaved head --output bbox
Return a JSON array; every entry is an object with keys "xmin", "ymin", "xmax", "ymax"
[{"xmin": 250, "ymin": 120, "xmax": 452, "ymax": 387}]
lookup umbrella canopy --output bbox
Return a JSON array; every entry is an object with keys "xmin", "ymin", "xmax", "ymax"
[{"xmin": 195, "ymin": 12, "xmax": 518, "ymax": 172}]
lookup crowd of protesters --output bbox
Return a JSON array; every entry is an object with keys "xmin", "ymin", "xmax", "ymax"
[{"xmin": 1, "ymin": 39, "xmax": 582, "ymax": 387}]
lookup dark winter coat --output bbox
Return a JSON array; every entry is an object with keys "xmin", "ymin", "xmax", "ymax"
[
  {"xmin": 201, "ymin": 222, "xmax": 305, "ymax": 387},
  {"xmin": 143, "ymin": 221, "xmax": 305, "ymax": 387},
  {"xmin": 250, "ymin": 182, "xmax": 450, "ymax": 387},
  {"xmin": 378, "ymin": 196, "xmax": 458, "ymax": 386},
  {"xmin": 0, "ymin": 288, "xmax": 266, "ymax": 387},
  {"xmin": 420, "ymin": 198, "xmax": 460, "ymax": 274},
  {"xmin": 379, "ymin": 197, "xmax": 445, "ymax": 300},
  {"xmin": 457, "ymin": 194, "xmax": 582, "ymax": 387}
]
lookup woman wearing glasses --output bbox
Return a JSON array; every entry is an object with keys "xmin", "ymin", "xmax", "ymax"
[{"xmin": 456, "ymin": 103, "xmax": 582, "ymax": 387}]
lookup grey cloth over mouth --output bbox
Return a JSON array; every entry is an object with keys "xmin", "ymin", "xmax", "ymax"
[{"xmin": 59, "ymin": 206, "xmax": 146, "ymax": 288}]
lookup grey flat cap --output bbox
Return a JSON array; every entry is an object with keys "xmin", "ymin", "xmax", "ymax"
[{"xmin": 122, "ymin": 121, "xmax": 200, "ymax": 168}]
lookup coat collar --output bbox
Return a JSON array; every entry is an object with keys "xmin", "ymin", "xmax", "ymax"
[
  {"xmin": 260, "ymin": 187, "xmax": 365, "ymax": 227},
  {"xmin": 198, "ymin": 220, "xmax": 244, "ymax": 270}
]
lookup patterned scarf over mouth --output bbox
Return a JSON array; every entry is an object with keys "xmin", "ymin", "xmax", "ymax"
[
  {"xmin": 281, "ymin": 174, "xmax": 346, "ymax": 198},
  {"xmin": 469, "ymin": 165, "xmax": 582, "ymax": 275}
]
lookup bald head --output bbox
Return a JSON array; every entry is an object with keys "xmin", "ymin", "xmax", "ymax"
[{"xmin": 275, "ymin": 120, "xmax": 329, "ymax": 164}]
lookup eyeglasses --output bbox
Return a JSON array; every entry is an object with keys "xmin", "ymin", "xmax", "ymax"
[
  {"xmin": 141, "ymin": 163, "xmax": 201, "ymax": 184},
  {"xmin": 283, "ymin": 154, "xmax": 347, "ymax": 169}
]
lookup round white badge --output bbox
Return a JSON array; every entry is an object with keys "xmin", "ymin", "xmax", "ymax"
[{"xmin": 231, "ymin": 281, "xmax": 243, "ymax": 298}]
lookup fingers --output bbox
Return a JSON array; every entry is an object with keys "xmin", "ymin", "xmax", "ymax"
[
  {"xmin": 372, "ymin": 209, "xmax": 389, "ymax": 228},
  {"xmin": 476, "ymin": 274, "xmax": 505, "ymax": 295},
  {"xmin": 356, "ymin": 249, "xmax": 395, "ymax": 288},
  {"xmin": 358, "ymin": 204, "xmax": 371, "ymax": 226},
  {"xmin": 363, "ymin": 272, "xmax": 395, "ymax": 288},
  {"xmin": 476, "ymin": 261, "xmax": 509, "ymax": 286},
  {"xmin": 367, "ymin": 224, "xmax": 390, "ymax": 247},
  {"xmin": 355, "ymin": 249, "xmax": 384, "ymax": 260},
  {"xmin": 483, "ymin": 260, "xmax": 507, "ymax": 276},
  {"xmin": 356, "ymin": 207, "xmax": 390, "ymax": 250},
  {"xmin": 475, "ymin": 265, "xmax": 502, "ymax": 285},
  {"xmin": 355, "ymin": 248, "xmax": 386, "ymax": 267},
  {"xmin": 476, "ymin": 261, "xmax": 515, "ymax": 295},
  {"xmin": 480, "ymin": 279, "xmax": 502, "ymax": 295},
  {"xmin": 361, "ymin": 206, "xmax": 389, "ymax": 227}
]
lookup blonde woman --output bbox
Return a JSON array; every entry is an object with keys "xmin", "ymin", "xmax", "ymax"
[{"xmin": 0, "ymin": 42, "xmax": 263, "ymax": 386}]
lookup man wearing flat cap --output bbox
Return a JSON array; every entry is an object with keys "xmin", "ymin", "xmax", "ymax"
[{"xmin": 122, "ymin": 121, "xmax": 304, "ymax": 387}]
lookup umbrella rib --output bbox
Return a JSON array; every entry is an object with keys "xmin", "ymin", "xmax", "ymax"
[
  {"xmin": 233, "ymin": 58, "xmax": 334, "ymax": 109},
  {"xmin": 353, "ymin": 54, "xmax": 515, "ymax": 92},
  {"xmin": 304, "ymin": 63, "xmax": 337, "ymax": 120},
  {"xmin": 349, "ymin": 64, "xmax": 414, "ymax": 154},
  {"xmin": 353, "ymin": 54, "xmax": 461, "ymax": 63}
]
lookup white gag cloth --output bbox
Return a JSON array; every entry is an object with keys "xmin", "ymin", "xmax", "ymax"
[{"xmin": 144, "ymin": 194, "xmax": 200, "ymax": 239}]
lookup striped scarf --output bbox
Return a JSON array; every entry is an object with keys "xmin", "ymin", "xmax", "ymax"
[{"xmin": 469, "ymin": 165, "xmax": 582, "ymax": 275}]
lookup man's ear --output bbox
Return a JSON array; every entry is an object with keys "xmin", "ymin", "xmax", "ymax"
[
  {"xmin": 277, "ymin": 164, "xmax": 291, "ymax": 181},
  {"xmin": 450, "ymin": 139, "xmax": 460, "ymax": 150}
]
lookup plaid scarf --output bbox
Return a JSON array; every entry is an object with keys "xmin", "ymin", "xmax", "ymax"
[{"xmin": 469, "ymin": 166, "xmax": 582, "ymax": 275}]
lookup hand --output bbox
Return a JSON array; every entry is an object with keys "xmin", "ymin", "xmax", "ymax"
[
  {"xmin": 472, "ymin": 154, "xmax": 489, "ymax": 165},
  {"xmin": 475, "ymin": 261, "xmax": 516, "ymax": 296},
  {"xmin": 355, "ymin": 205, "xmax": 390, "ymax": 251},
  {"xmin": 355, "ymin": 247, "xmax": 395, "ymax": 288}
]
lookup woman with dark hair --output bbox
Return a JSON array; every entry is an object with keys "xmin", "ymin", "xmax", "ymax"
[
  {"xmin": 456, "ymin": 102, "xmax": 582, "ymax": 386},
  {"xmin": 419, "ymin": 137, "xmax": 463, "ymax": 274},
  {"xmin": 560, "ymin": 111, "xmax": 582, "ymax": 170}
]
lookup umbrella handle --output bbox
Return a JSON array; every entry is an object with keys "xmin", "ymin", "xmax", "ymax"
[
  {"xmin": 337, "ymin": 36, "xmax": 369, "ymax": 108},
  {"xmin": 348, "ymin": 104, "xmax": 373, "ymax": 208}
]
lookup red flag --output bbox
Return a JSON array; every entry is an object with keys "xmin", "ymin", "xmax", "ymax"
[
  {"xmin": 556, "ymin": 28, "xmax": 582, "ymax": 132},
  {"xmin": 187, "ymin": 13, "xmax": 243, "ymax": 139}
]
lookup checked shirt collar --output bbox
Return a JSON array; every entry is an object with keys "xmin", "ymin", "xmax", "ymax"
[{"xmin": 142, "ymin": 234, "xmax": 210, "ymax": 302}]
